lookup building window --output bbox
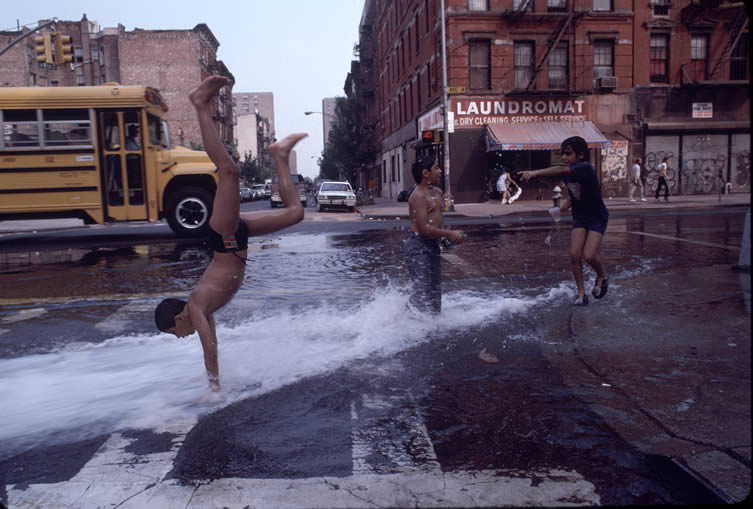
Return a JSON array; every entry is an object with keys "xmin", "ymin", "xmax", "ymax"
[
  {"xmin": 548, "ymin": 0, "xmax": 567, "ymax": 11},
  {"xmin": 593, "ymin": 40, "xmax": 614, "ymax": 78},
  {"xmin": 415, "ymin": 13, "xmax": 420, "ymax": 53},
  {"xmin": 513, "ymin": 0, "xmax": 533, "ymax": 11},
  {"xmin": 689, "ymin": 35, "xmax": 708, "ymax": 81},
  {"xmin": 730, "ymin": 32, "xmax": 748, "ymax": 80},
  {"xmin": 650, "ymin": 35, "xmax": 669, "ymax": 83},
  {"xmin": 417, "ymin": 72, "xmax": 422, "ymax": 109},
  {"xmin": 74, "ymin": 47, "xmax": 84, "ymax": 63},
  {"xmin": 548, "ymin": 42, "xmax": 568, "ymax": 89},
  {"xmin": 514, "ymin": 41, "xmax": 535, "ymax": 89},
  {"xmin": 469, "ymin": 40, "xmax": 491, "ymax": 90},
  {"xmin": 650, "ymin": 0, "xmax": 670, "ymax": 17},
  {"xmin": 425, "ymin": 0, "xmax": 431, "ymax": 33},
  {"xmin": 593, "ymin": 0, "xmax": 612, "ymax": 11},
  {"xmin": 76, "ymin": 74, "xmax": 85, "ymax": 86},
  {"xmin": 468, "ymin": 0, "xmax": 488, "ymax": 10}
]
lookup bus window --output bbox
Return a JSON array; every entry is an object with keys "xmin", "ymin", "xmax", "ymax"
[
  {"xmin": 106, "ymin": 154, "xmax": 124, "ymax": 206},
  {"xmin": 42, "ymin": 109, "xmax": 92, "ymax": 147},
  {"xmin": 147, "ymin": 113, "xmax": 167, "ymax": 147},
  {"xmin": 103, "ymin": 112, "xmax": 120, "ymax": 150},
  {"xmin": 3, "ymin": 109, "xmax": 38, "ymax": 148},
  {"xmin": 124, "ymin": 111, "xmax": 141, "ymax": 151}
]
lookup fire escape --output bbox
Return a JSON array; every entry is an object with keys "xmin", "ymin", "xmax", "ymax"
[
  {"xmin": 504, "ymin": 0, "xmax": 581, "ymax": 91},
  {"xmin": 709, "ymin": 7, "xmax": 748, "ymax": 79}
]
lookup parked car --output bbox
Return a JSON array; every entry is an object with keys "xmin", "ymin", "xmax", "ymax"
[
  {"xmin": 239, "ymin": 185, "xmax": 253, "ymax": 202},
  {"xmin": 270, "ymin": 174, "xmax": 307, "ymax": 207},
  {"xmin": 251, "ymin": 184, "xmax": 267, "ymax": 200},
  {"xmin": 397, "ymin": 186, "xmax": 415, "ymax": 202},
  {"xmin": 316, "ymin": 181, "xmax": 357, "ymax": 212}
]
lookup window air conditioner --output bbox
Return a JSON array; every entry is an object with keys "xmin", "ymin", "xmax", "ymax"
[{"xmin": 595, "ymin": 76, "xmax": 618, "ymax": 89}]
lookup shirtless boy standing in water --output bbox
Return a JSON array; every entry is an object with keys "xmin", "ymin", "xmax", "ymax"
[
  {"xmin": 154, "ymin": 75, "xmax": 306, "ymax": 388},
  {"xmin": 404, "ymin": 156, "xmax": 465, "ymax": 313}
]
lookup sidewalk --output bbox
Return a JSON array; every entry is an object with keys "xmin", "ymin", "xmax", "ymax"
[{"xmin": 357, "ymin": 192, "xmax": 751, "ymax": 220}]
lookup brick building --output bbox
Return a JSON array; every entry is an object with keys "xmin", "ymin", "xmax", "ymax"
[
  {"xmin": 0, "ymin": 16, "xmax": 234, "ymax": 150},
  {"xmin": 369, "ymin": 0, "xmax": 748, "ymax": 203}
]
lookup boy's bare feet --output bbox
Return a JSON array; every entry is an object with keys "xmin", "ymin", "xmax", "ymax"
[
  {"xmin": 189, "ymin": 75, "xmax": 233, "ymax": 107},
  {"xmin": 269, "ymin": 133, "xmax": 308, "ymax": 158}
]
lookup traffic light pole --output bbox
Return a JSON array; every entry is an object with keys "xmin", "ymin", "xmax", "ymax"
[
  {"xmin": 439, "ymin": 0, "xmax": 454, "ymax": 211},
  {"xmin": 0, "ymin": 19, "xmax": 57, "ymax": 59}
]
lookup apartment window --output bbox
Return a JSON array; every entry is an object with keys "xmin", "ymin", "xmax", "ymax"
[
  {"xmin": 730, "ymin": 32, "xmax": 749, "ymax": 80},
  {"xmin": 74, "ymin": 47, "xmax": 84, "ymax": 63},
  {"xmin": 513, "ymin": 0, "xmax": 533, "ymax": 11},
  {"xmin": 548, "ymin": 42, "xmax": 568, "ymax": 89},
  {"xmin": 76, "ymin": 73, "xmax": 85, "ymax": 86},
  {"xmin": 426, "ymin": 0, "xmax": 431, "ymax": 33},
  {"xmin": 689, "ymin": 35, "xmax": 708, "ymax": 81},
  {"xmin": 402, "ymin": 36, "xmax": 406, "ymax": 70},
  {"xmin": 548, "ymin": 0, "xmax": 567, "ymax": 11},
  {"xmin": 650, "ymin": 35, "xmax": 669, "ymax": 83},
  {"xmin": 427, "ymin": 62, "xmax": 432, "ymax": 97},
  {"xmin": 593, "ymin": 0, "xmax": 612, "ymax": 11},
  {"xmin": 415, "ymin": 13, "xmax": 420, "ymax": 53},
  {"xmin": 650, "ymin": 0, "xmax": 670, "ymax": 16},
  {"xmin": 514, "ymin": 41, "xmax": 535, "ymax": 89},
  {"xmin": 469, "ymin": 40, "xmax": 491, "ymax": 90},
  {"xmin": 417, "ymin": 72, "xmax": 422, "ymax": 110},
  {"xmin": 468, "ymin": 0, "xmax": 488, "ymax": 10},
  {"xmin": 593, "ymin": 40, "xmax": 614, "ymax": 78}
]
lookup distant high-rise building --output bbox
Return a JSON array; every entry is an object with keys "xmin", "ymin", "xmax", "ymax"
[
  {"xmin": 322, "ymin": 97, "xmax": 337, "ymax": 147},
  {"xmin": 232, "ymin": 92, "xmax": 275, "ymax": 162}
]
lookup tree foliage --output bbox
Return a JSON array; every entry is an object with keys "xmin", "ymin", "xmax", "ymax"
[{"xmin": 318, "ymin": 96, "xmax": 379, "ymax": 184}]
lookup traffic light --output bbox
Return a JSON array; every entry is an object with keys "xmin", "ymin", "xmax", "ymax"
[
  {"xmin": 34, "ymin": 33, "xmax": 52, "ymax": 65},
  {"xmin": 422, "ymin": 129, "xmax": 443, "ymax": 144},
  {"xmin": 54, "ymin": 33, "xmax": 73, "ymax": 65}
]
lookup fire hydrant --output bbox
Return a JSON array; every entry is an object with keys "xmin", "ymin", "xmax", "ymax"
[{"xmin": 552, "ymin": 185, "xmax": 562, "ymax": 208}]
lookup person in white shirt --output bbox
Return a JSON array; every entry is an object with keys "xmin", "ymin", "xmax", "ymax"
[
  {"xmin": 656, "ymin": 156, "xmax": 670, "ymax": 202},
  {"xmin": 629, "ymin": 157, "xmax": 646, "ymax": 202}
]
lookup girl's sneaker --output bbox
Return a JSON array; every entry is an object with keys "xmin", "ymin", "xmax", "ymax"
[{"xmin": 574, "ymin": 295, "xmax": 589, "ymax": 306}]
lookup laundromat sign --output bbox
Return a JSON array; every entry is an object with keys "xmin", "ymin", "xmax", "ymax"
[{"xmin": 450, "ymin": 97, "xmax": 589, "ymax": 129}]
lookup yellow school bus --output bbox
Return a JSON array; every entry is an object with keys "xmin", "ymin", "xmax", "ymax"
[{"xmin": 0, "ymin": 85, "xmax": 218, "ymax": 236}]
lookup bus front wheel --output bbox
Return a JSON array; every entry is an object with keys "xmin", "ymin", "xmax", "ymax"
[{"xmin": 165, "ymin": 187, "xmax": 213, "ymax": 237}]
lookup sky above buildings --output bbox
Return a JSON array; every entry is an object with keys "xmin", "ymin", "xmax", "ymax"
[{"xmin": 3, "ymin": 0, "xmax": 365, "ymax": 179}]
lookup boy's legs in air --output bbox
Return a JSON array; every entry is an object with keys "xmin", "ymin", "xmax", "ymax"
[{"xmin": 189, "ymin": 75, "xmax": 239, "ymax": 238}]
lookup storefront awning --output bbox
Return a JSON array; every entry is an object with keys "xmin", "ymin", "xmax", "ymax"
[{"xmin": 485, "ymin": 121, "xmax": 611, "ymax": 151}]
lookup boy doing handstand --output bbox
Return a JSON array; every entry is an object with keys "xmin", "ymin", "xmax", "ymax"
[
  {"xmin": 519, "ymin": 136, "xmax": 608, "ymax": 306},
  {"xmin": 154, "ymin": 75, "xmax": 306, "ymax": 388}
]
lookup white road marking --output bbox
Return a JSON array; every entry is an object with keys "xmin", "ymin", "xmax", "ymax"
[
  {"xmin": 629, "ymin": 231, "xmax": 740, "ymax": 251},
  {"xmin": 95, "ymin": 300, "xmax": 160, "ymax": 334},
  {"xmin": 1, "ymin": 308, "xmax": 47, "ymax": 324}
]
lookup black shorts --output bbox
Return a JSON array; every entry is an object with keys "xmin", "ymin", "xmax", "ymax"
[{"xmin": 206, "ymin": 221, "xmax": 249, "ymax": 253}]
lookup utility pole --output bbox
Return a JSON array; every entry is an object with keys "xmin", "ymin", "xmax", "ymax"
[{"xmin": 439, "ymin": 0, "xmax": 454, "ymax": 211}]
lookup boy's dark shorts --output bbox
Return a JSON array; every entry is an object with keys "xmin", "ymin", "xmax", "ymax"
[
  {"xmin": 206, "ymin": 220, "xmax": 249, "ymax": 252},
  {"xmin": 572, "ymin": 216, "xmax": 607, "ymax": 234}
]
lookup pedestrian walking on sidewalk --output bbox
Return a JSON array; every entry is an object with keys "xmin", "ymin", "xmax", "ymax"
[
  {"xmin": 629, "ymin": 157, "xmax": 646, "ymax": 202},
  {"xmin": 405, "ymin": 155, "xmax": 465, "ymax": 313},
  {"xmin": 519, "ymin": 136, "xmax": 608, "ymax": 306},
  {"xmin": 656, "ymin": 156, "xmax": 671, "ymax": 202}
]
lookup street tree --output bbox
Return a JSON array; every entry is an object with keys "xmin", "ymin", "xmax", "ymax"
[{"xmin": 318, "ymin": 95, "xmax": 379, "ymax": 185}]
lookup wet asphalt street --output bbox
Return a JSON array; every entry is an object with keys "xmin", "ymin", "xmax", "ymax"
[{"xmin": 0, "ymin": 204, "xmax": 750, "ymax": 507}]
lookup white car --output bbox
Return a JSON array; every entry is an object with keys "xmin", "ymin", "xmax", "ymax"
[{"xmin": 316, "ymin": 181, "xmax": 357, "ymax": 212}]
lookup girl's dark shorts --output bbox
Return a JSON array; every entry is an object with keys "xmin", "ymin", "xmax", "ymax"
[{"xmin": 572, "ymin": 216, "xmax": 607, "ymax": 234}]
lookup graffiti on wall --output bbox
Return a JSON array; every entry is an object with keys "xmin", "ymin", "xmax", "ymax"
[
  {"xmin": 644, "ymin": 150, "xmax": 677, "ymax": 195},
  {"xmin": 681, "ymin": 135, "xmax": 730, "ymax": 195},
  {"xmin": 731, "ymin": 148, "xmax": 750, "ymax": 191},
  {"xmin": 601, "ymin": 140, "xmax": 628, "ymax": 198}
]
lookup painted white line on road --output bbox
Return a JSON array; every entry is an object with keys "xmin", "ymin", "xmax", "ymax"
[
  {"xmin": 629, "ymin": 231, "xmax": 740, "ymax": 251},
  {"xmin": 9, "ymin": 467, "xmax": 599, "ymax": 508},
  {"xmin": 95, "ymin": 301, "xmax": 160, "ymax": 334},
  {"xmin": 351, "ymin": 393, "xmax": 440, "ymax": 475}
]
